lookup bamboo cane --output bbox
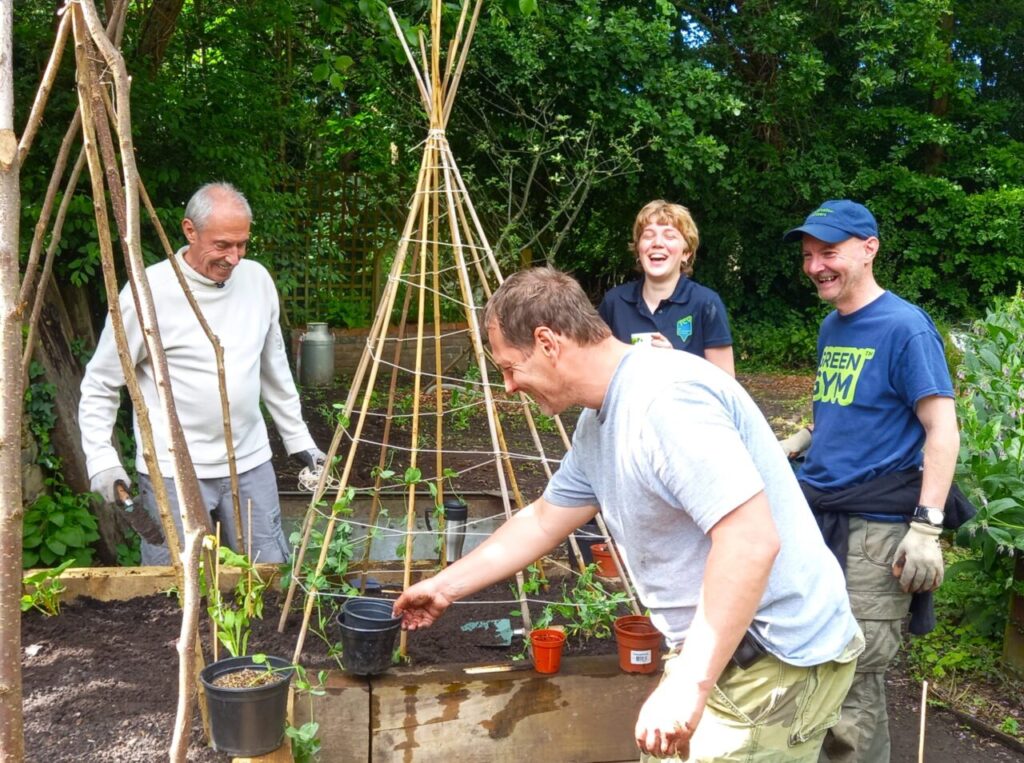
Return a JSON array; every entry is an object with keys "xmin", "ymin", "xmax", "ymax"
[
  {"xmin": 288, "ymin": 149, "xmax": 427, "ymax": 661},
  {"xmin": 435, "ymin": 139, "xmax": 533, "ymax": 634},
  {"xmin": 919, "ymin": 680, "xmax": 929, "ymax": 763},
  {"xmin": 396, "ymin": 133, "xmax": 435, "ymax": 657}
]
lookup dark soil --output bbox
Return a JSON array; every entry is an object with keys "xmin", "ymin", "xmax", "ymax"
[
  {"xmin": 20, "ymin": 372, "xmax": 1024, "ymax": 761},
  {"xmin": 21, "ymin": 578, "xmax": 619, "ymax": 763}
]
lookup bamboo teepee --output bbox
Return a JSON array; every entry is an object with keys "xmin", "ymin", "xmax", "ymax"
[{"xmin": 284, "ymin": 0, "xmax": 639, "ymax": 661}]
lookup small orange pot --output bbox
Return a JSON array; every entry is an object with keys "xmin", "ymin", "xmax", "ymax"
[
  {"xmin": 530, "ymin": 628, "xmax": 567, "ymax": 674},
  {"xmin": 590, "ymin": 543, "xmax": 618, "ymax": 578},
  {"xmin": 613, "ymin": 615, "xmax": 663, "ymax": 674}
]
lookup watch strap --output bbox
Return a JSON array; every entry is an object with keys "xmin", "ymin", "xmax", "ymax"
[{"xmin": 911, "ymin": 504, "xmax": 944, "ymax": 528}]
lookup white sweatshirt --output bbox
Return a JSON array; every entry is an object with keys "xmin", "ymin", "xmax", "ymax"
[{"xmin": 79, "ymin": 249, "xmax": 315, "ymax": 480}]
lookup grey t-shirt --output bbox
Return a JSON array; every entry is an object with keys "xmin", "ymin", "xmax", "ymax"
[{"xmin": 544, "ymin": 348, "xmax": 857, "ymax": 666}]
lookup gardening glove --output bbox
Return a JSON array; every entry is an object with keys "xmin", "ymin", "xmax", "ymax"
[
  {"xmin": 892, "ymin": 523, "xmax": 944, "ymax": 593},
  {"xmin": 778, "ymin": 427, "xmax": 812, "ymax": 459},
  {"xmin": 290, "ymin": 446, "xmax": 327, "ymax": 472},
  {"xmin": 90, "ymin": 465, "xmax": 130, "ymax": 505}
]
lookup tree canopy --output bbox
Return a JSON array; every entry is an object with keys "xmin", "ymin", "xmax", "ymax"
[{"xmin": 13, "ymin": 0, "xmax": 1024, "ymax": 337}]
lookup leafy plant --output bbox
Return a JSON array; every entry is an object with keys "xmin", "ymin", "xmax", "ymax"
[
  {"xmin": 22, "ymin": 481, "xmax": 101, "ymax": 568},
  {"xmin": 907, "ymin": 546, "xmax": 1010, "ymax": 683},
  {"xmin": 116, "ymin": 533, "xmax": 141, "ymax": 567},
  {"xmin": 204, "ymin": 542, "xmax": 271, "ymax": 658},
  {"xmin": 999, "ymin": 716, "xmax": 1020, "ymax": 737},
  {"xmin": 954, "ymin": 286, "xmax": 1024, "ymax": 572},
  {"xmin": 534, "ymin": 564, "xmax": 629, "ymax": 640},
  {"xmin": 21, "ymin": 560, "xmax": 75, "ymax": 616},
  {"xmin": 286, "ymin": 721, "xmax": 322, "ymax": 763},
  {"xmin": 287, "ymin": 663, "xmax": 328, "ymax": 762}
]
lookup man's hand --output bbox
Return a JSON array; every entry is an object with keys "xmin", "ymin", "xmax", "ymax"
[
  {"xmin": 290, "ymin": 447, "xmax": 327, "ymax": 471},
  {"xmin": 778, "ymin": 427, "xmax": 812, "ymax": 460},
  {"xmin": 392, "ymin": 578, "xmax": 454, "ymax": 630},
  {"xmin": 90, "ymin": 466, "xmax": 130, "ymax": 505},
  {"xmin": 892, "ymin": 523, "xmax": 944, "ymax": 592},
  {"xmin": 634, "ymin": 679, "xmax": 705, "ymax": 759}
]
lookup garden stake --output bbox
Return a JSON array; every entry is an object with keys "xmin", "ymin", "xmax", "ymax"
[{"xmin": 918, "ymin": 680, "xmax": 928, "ymax": 763}]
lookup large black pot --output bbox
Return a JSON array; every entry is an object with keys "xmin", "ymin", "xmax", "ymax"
[
  {"xmin": 199, "ymin": 654, "xmax": 294, "ymax": 756},
  {"xmin": 340, "ymin": 597, "xmax": 402, "ymax": 629},
  {"xmin": 337, "ymin": 618, "xmax": 401, "ymax": 676}
]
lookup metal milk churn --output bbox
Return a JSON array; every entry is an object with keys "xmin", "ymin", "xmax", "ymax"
[
  {"xmin": 442, "ymin": 497, "xmax": 469, "ymax": 563},
  {"xmin": 299, "ymin": 322, "xmax": 335, "ymax": 387}
]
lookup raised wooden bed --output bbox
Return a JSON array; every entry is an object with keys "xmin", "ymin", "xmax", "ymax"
[
  {"xmin": 40, "ymin": 566, "xmax": 657, "ymax": 763},
  {"xmin": 293, "ymin": 655, "xmax": 657, "ymax": 762}
]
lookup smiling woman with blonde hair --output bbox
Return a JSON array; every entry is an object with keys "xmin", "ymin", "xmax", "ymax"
[{"xmin": 598, "ymin": 200, "xmax": 735, "ymax": 376}]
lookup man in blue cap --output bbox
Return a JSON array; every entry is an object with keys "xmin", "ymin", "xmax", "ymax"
[{"xmin": 782, "ymin": 200, "xmax": 963, "ymax": 762}]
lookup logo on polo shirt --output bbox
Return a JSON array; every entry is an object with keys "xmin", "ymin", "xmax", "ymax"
[{"xmin": 676, "ymin": 315, "xmax": 693, "ymax": 342}]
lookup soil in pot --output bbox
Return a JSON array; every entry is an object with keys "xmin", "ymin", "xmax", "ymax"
[{"xmin": 200, "ymin": 654, "xmax": 294, "ymax": 757}]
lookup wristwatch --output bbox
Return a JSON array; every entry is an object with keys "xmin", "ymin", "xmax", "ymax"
[{"xmin": 911, "ymin": 505, "xmax": 944, "ymax": 528}]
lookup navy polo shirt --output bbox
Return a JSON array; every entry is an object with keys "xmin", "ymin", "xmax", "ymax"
[{"xmin": 597, "ymin": 276, "xmax": 733, "ymax": 358}]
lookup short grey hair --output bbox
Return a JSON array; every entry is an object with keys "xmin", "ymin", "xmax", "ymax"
[{"xmin": 184, "ymin": 182, "xmax": 252, "ymax": 231}]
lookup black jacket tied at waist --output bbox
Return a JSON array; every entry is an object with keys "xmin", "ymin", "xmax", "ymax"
[{"xmin": 800, "ymin": 469, "xmax": 977, "ymax": 635}]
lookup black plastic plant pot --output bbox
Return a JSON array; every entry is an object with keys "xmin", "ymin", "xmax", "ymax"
[
  {"xmin": 341, "ymin": 597, "xmax": 402, "ymax": 629},
  {"xmin": 442, "ymin": 497, "xmax": 469, "ymax": 521},
  {"xmin": 199, "ymin": 655, "xmax": 294, "ymax": 757},
  {"xmin": 338, "ymin": 619, "xmax": 401, "ymax": 676}
]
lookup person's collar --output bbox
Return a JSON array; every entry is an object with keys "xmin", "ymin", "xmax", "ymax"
[
  {"xmin": 635, "ymin": 273, "xmax": 689, "ymax": 305},
  {"xmin": 176, "ymin": 245, "xmax": 231, "ymax": 289}
]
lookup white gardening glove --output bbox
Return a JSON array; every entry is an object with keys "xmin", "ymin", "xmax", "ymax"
[
  {"xmin": 892, "ymin": 523, "xmax": 944, "ymax": 593},
  {"xmin": 90, "ymin": 466, "xmax": 130, "ymax": 505},
  {"xmin": 778, "ymin": 427, "xmax": 812, "ymax": 459},
  {"xmin": 290, "ymin": 447, "xmax": 327, "ymax": 471}
]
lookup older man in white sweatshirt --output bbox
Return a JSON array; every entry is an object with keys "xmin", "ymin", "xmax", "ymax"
[{"xmin": 79, "ymin": 182, "xmax": 324, "ymax": 564}]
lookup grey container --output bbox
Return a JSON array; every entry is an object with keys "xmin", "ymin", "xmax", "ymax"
[{"xmin": 298, "ymin": 322, "xmax": 335, "ymax": 387}]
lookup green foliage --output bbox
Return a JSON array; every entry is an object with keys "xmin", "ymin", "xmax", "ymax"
[
  {"xmin": 907, "ymin": 547, "xmax": 1012, "ymax": 682},
  {"xmin": 23, "ymin": 483, "xmax": 101, "ymax": 569},
  {"xmin": 286, "ymin": 721, "xmax": 322, "ymax": 763},
  {"xmin": 954, "ymin": 287, "xmax": 1024, "ymax": 570},
  {"xmin": 733, "ymin": 307, "xmax": 825, "ymax": 371},
  {"xmin": 205, "ymin": 543, "xmax": 271, "ymax": 658},
  {"xmin": 534, "ymin": 565, "xmax": 629, "ymax": 640},
  {"xmin": 24, "ymin": 361, "xmax": 58, "ymax": 472},
  {"xmin": 1000, "ymin": 716, "xmax": 1021, "ymax": 736},
  {"xmin": 285, "ymin": 489, "xmax": 358, "ymax": 593},
  {"xmin": 116, "ymin": 534, "xmax": 142, "ymax": 567},
  {"xmin": 21, "ymin": 560, "xmax": 75, "ymax": 616}
]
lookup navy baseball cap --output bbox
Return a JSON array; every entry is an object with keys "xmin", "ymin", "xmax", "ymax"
[{"xmin": 782, "ymin": 200, "xmax": 879, "ymax": 243}]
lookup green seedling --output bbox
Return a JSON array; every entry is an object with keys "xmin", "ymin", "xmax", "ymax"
[{"xmin": 21, "ymin": 560, "xmax": 74, "ymax": 616}]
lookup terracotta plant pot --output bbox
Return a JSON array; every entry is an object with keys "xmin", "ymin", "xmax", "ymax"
[
  {"xmin": 529, "ymin": 628, "xmax": 567, "ymax": 674},
  {"xmin": 590, "ymin": 543, "xmax": 618, "ymax": 578},
  {"xmin": 613, "ymin": 615, "xmax": 663, "ymax": 674}
]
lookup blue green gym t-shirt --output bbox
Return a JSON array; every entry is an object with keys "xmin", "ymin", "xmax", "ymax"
[{"xmin": 798, "ymin": 291, "xmax": 953, "ymax": 490}]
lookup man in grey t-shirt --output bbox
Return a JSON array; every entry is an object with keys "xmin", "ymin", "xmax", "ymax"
[{"xmin": 394, "ymin": 268, "xmax": 861, "ymax": 761}]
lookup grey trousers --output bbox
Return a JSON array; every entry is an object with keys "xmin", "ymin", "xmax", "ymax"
[
  {"xmin": 138, "ymin": 460, "xmax": 289, "ymax": 565},
  {"xmin": 821, "ymin": 517, "xmax": 912, "ymax": 763}
]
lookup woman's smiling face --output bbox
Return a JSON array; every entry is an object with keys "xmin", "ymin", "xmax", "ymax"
[{"xmin": 636, "ymin": 222, "xmax": 689, "ymax": 283}]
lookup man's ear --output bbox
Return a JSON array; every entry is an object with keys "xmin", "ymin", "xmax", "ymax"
[
  {"xmin": 534, "ymin": 326, "xmax": 558, "ymax": 358},
  {"xmin": 182, "ymin": 218, "xmax": 196, "ymax": 243},
  {"xmin": 863, "ymin": 236, "xmax": 880, "ymax": 261}
]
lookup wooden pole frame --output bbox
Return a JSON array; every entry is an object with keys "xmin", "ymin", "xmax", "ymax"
[{"xmin": 287, "ymin": 0, "xmax": 643, "ymax": 665}]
